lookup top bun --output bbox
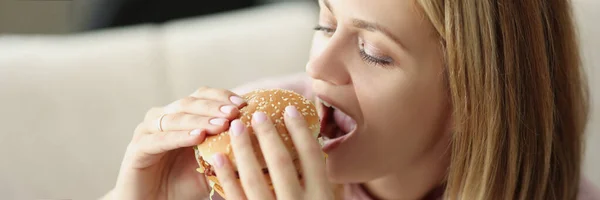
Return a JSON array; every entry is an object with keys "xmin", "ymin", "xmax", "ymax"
[{"xmin": 195, "ymin": 89, "xmax": 320, "ymax": 170}]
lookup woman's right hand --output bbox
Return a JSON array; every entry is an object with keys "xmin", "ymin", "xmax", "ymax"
[{"xmin": 111, "ymin": 87, "xmax": 247, "ymax": 200}]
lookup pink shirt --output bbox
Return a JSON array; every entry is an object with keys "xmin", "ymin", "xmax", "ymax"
[
  {"xmin": 211, "ymin": 181, "xmax": 599, "ymax": 199},
  {"xmin": 230, "ymin": 73, "xmax": 600, "ymax": 200},
  {"xmin": 343, "ymin": 181, "xmax": 600, "ymax": 200}
]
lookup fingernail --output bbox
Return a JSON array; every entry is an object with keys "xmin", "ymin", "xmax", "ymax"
[
  {"xmin": 220, "ymin": 105, "xmax": 236, "ymax": 114},
  {"xmin": 209, "ymin": 118, "xmax": 228, "ymax": 126},
  {"xmin": 252, "ymin": 112, "xmax": 267, "ymax": 124},
  {"xmin": 230, "ymin": 119, "xmax": 244, "ymax": 136},
  {"xmin": 190, "ymin": 129, "xmax": 202, "ymax": 136},
  {"xmin": 229, "ymin": 96, "xmax": 245, "ymax": 106},
  {"xmin": 213, "ymin": 153, "xmax": 225, "ymax": 168},
  {"xmin": 285, "ymin": 106, "xmax": 301, "ymax": 118}
]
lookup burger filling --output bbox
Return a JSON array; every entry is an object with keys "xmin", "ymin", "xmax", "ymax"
[{"xmin": 198, "ymin": 156, "xmax": 301, "ymax": 179}]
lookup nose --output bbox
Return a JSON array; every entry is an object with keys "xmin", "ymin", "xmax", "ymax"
[{"xmin": 305, "ymin": 36, "xmax": 351, "ymax": 86}]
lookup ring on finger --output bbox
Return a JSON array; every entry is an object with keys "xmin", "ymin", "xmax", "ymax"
[{"xmin": 157, "ymin": 114, "xmax": 167, "ymax": 132}]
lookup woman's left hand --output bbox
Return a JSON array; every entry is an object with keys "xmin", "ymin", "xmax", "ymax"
[{"xmin": 212, "ymin": 105, "xmax": 334, "ymax": 200}]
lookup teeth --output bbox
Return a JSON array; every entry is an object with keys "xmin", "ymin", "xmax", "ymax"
[
  {"xmin": 320, "ymin": 98, "xmax": 339, "ymax": 110},
  {"xmin": 322, "ymin": 99, "xmax": 333, "ymax": 108}
]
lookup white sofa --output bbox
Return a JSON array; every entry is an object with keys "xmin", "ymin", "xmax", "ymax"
[{"xmin": 0, "ymin": 1, "xmax": 597, "ymax": 199}]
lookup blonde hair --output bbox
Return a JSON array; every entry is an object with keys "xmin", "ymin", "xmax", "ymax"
[{"xmin": 416, "ymin": 0, "xmax": 589, "ymax": 199}]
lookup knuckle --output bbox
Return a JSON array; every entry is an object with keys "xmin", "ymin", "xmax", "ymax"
[
  {"xmin": 194, "ymin": 99, "xmax": 213, "ymax": 109},
  {"xmin": 194, "ymin": 86, "xmax": 209, "ymax": 94},
  {"xmin": 131, "ymin": 123, "xmax": 148, "ymax": 142},
  {"xmin": 220, "ymin": 174, "xmax": 236, "ymax": 187},
  {"xmin": 286, "ymin": 118, "xmax": 306, "ymax": 129},
  {"xmin": 178, "ymin": 96, "xmax": 196, "ymax": 108},
  {"xmin": 297, "ymin": 140, "xmax": 321, "ymax": 156},
  {"xmin": 253, "ymin": 123, "xmax": 275, "ymax": 135},
  {"xmin": 152, "ymin": 132, "xmax": 167, "ymax": 142},
  {"xmin": 271, "ymin": 152, "xmax": 292, "ymax": 167},
  {"xmin": 188, "ymin": 115, "xmax": 206, "ymax": 126},
  {"xmin": 144, "ymin": 107, "xmax": 159, "ymax": 119},
  {"xmin": 125, "ymin": 142, "xmax": 141, "ymax": 153},
  {"xmin": 164, "ymin": 113, "xmax": 183, "ymax": 127},
  {"xmin": 241, "ymin": 174, "xmax": 264, "ymax": 188},
  {"xmin": 216, "ymin": 88, "xmax": 234, "ymax": 96},
  {"xmin": 134, "ymin": 123, "xmax": 146, "ymax": 134},
  {"xmin": 231, "ymin": 136, "xmax": 252, "ymax": 152}
]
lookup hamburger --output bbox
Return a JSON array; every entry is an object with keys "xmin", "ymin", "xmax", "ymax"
[{"xmin": 194, "ymin": 89, "xmax": 322, "ymax": 198}]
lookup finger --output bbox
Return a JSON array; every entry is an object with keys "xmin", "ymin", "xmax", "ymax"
[
  {"xmin": 213, "ymin": 153, "xmax": 247, "ymax": 200},
  {"xmin": 162, "ymin": 97, "xmax": 241, "ymax": 119},
  {"xmin": 229, "ymin": 119, "xmax": 274, "ymax": 200},
  {"xmin": 147, "ymin": 113, "xmax": 230, "ymax": 134},
  {"xmin": 144, "ymin": 107, "xmax": 164, "ymax": 121},
  {"xmin": 190, "ymin": 87, "xmax": 246, "ymax": 107},
  {"xmin": 251, "ymin": 111, "xmax": 302, "ymax": 199},
  {"xmin": 283, "ymin": 106, "xmax": 330, "ymax": 191},
  {"xmin": 140, "ymin": 129, "xmax": 207, "ymax": 156}
]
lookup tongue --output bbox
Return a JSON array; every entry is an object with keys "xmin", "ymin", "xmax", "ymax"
[{"xmin": 333, "ymin": 109, "xmax": 356, "ymax": 133}]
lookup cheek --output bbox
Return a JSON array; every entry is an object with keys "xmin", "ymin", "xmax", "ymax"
[{"xmin": 359, "ymin": 73, "xmax": 449, "ymax": 162}]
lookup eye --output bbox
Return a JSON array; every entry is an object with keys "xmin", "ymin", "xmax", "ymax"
[
  {"xmin": 359, "ymin": 41, "xmax": 394, "ymax": 67},
  {"xmin": 314, "ymin": 25, "xmax": 335, "ymax": 36}
]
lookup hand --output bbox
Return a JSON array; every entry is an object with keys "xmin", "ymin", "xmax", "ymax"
[
  {"xmin": 112, "ymin": 87, "xmax": 246, "ymax": 200},
  {"xmin": 213, "ymin": 106, "xmax": 334, "ymax": 200}
]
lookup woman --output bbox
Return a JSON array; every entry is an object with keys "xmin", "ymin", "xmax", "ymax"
[{"xmin": 103, "ymin": 0, "xmax": 599, "ymax": 199}]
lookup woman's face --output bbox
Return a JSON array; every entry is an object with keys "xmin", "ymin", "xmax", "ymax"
[{"xmin": 308, "ymin": 0, "xmax": 451, "ymax": 183}]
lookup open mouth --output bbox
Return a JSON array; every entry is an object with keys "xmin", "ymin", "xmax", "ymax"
[{"xmin": 318, "ymin": 97, "xmax": 357, "ymax": 152}]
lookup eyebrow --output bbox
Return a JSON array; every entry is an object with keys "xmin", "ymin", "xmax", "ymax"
[
  {"xmin": 351, "ymin": 19, "xmax": 407, "ymax": 49},
  {"xmin": 321, "ymin": 0, "xmax": 335, "ymax": 15},
  {"xmin": 321, "ymin": 0, "xmax": 407, "ymax": 50}
]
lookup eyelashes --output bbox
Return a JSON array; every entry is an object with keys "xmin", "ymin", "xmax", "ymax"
[
  {"xmin": 359, "ymin": 49, "xmax": 394, "ymax": 66},
  {"xmin": 313, "ymin": 25, "xmax": 335, "ymax": 35},
  {"xmin": 313, "ymin": 25, "xmax": 395, "ymax": 67}
]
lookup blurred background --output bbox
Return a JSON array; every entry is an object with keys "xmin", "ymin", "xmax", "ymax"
[
  {"xmin": 0, "ymin": 0, "xmax": 314, "ymax": 34},
  {"xmin": 0, "ymin": 0, "xmax": 598, "ymax": 199}
]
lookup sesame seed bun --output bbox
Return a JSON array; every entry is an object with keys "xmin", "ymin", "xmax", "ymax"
[{"xmin": 194, "ymin": 89, "xmax": 320, "ymax": 198}]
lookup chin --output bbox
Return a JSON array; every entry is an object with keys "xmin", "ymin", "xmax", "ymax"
[
  {"xmin": 325, "ymin": 154, "xmax": 383, "ymax": 184},
  {"xmin": 326, "ymin": 162, "xmax": 355, "ymax": 183}
]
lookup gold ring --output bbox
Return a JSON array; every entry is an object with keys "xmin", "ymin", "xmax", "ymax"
[{"xmin": 158, "ymin": 114, "xmax": 167, "ymax": 132}]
